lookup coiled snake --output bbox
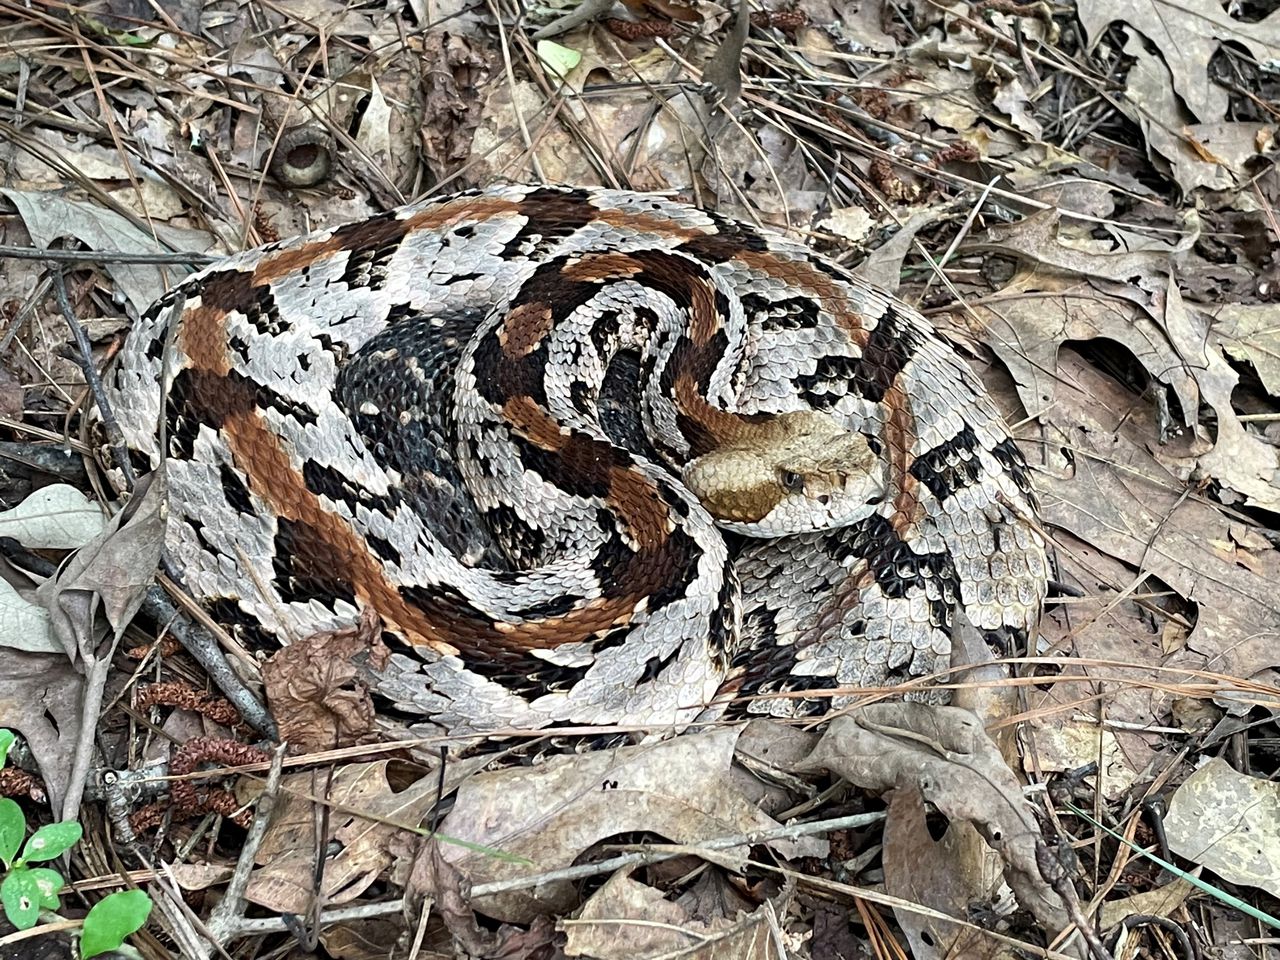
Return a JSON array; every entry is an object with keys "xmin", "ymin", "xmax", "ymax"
[{"xmin": 102, "ymin": 185, "xmax": 1048, "ymax": 735}]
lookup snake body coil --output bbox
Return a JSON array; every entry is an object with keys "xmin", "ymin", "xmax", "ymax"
[{"xmin": 103, "ymin": 185, "xmax": 1048, "ymax": 734}]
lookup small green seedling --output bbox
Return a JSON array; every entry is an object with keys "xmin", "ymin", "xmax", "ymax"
[
  {"xmin": 79, "ymin": 890, "xmax": 153, "ymax": 958},
  {"xmin": 0, "ymin": 730, "xmax": 151, "ymax": 957}
]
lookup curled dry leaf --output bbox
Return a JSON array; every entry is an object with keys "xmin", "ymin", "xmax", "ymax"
[
  {"xmin": 1119, "ymin": 39, "xmax": 1232, "ymax": 194},
  {"xmin": 1038, "ymin": 350, "xmax": 1280, "ymax": 699},
  {"xmin": 971, "ymin": 209, "xmax": 1280, "ymax": 513},
  {"xmin": 990, "ymin": 77, "xmax": 1043, "ymax": 142},
  {"xmin": 798, "ymin": 705, "xmax": 1078, "ymax": 952},
  {"xmin": 407, "ymin": 842, "xmax": 502, "ymax": 956},
  {"xmin": 261, "ymin": 607, "xmax": 389, "ymax": 753},
  {"xmin": 28, "ymin": 468, "xmax": 168, "ymax": 821},
  {"xmin": 0, "ymin": 651, "xmax": 83, "ymax": 816},
  {"xmin": 882, "ymin": 784, "xmax": 1008, "ymax": 960},
  {"xmin": 36, "ymin": 467, "xmax": 166, "ymax": 657},
  {"xmin": 701, "ymin": 0, "xmax": 750, "ymax": 107},
  {"xmin": 1213, "ymin": 303, "xmax": 1280, "ymax": 397},
  {"xmin": 438, "ymin": 726, "xmax": 825, "ymax": 923},
  {"xmin": 404, "ymin": 840, "xmax": 559, "ymax": 958},
  {"xmin": 420, "ymin": 32, "xmax": 490, "ymax": 183}
]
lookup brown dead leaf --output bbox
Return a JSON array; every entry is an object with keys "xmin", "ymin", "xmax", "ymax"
[
  {"xmin": 420, "ymin": 32, "xmax": 490, "ymax": 183},
  {"xmin": 1211, "ymin": 303, "xmax": 1280, "ymax": 397},
  {"xmin": 0, "ymin": 366, "xmax": 22, "ymax": 420},
  {"xmin": 972, "ymin": 270, "xmax": 1198, "ymax": 423},
  {"xmin": 403, "ymin": 839, "xmax": 560, "ymax": 957},
  {"xmin": 1024, "ymin": 720, "xmax": 1137, "ymax": 800},
  {"xmin": 0, "ymin": 188, "xmax": 213, "ymax": 312},
  {"xmin": 857, "ymin": 210, "xmax": 937, "ymax": 295},
  {"xmin": 798, "ymin": 705, "xmax": 1078, "ymax": 951},
  {"xmin": 1098, "ymin": 877, "xmax": 1195, "ymax": 930},
  {"xmin": 731, "ymin": 720, "xmax": 821, "ymax": 817},
  {"xmin": 1028, "ymin": 527, "xmax": 1175, "ymax": 784},
  {"xmin": 1154, "ymin": 282, "xmax": 1278, "ymax": 513},
  {"xmin": 799, "ymin": 0, "xmax": 898, "ymax": 51},
  {"xmin": 1076, "ymin": 0, "xmax": 1280, "ymax": 123},
  {"xmin": 29, "ymin": 469, "xmax": 167, "ymax": 821},
  {"xmin": 1118, "ymin": 39, "xmax": 1233, "ymax": 194},
  {"xmin": 165, "ymin": 861, "xmax": 235, "ymax": 891},
  {"xmin": 262, "ymin": 607, "xmax": 388, "ymax": 753},
  {"xmin": 883, "ymin": 785, "xmax": 1009, "ymax": 960},
  {"xmin": 971, "ymin": 209, "xmax": 1280, "ymax": 512},
  {"xmin": 403, "ymin": 841, "xmax": 551, "ymax": 958},
  {"xmin": 950, "ymin": 608, "xmax": 1021, "ymax": 767},
  {"xmin": 991, "ymin": 77, "xmax": 1043, "ymax": 142},
  {"xmin": 1039, "ymin": 348, "xmax": 1280, "ymax": 693},
  {"xmin": 703, "ymin": 123, "xmax": 827, "ymax": 225},
  {"xmin": 245, "ymin": 759, "xmax": 440, "ymax": 914},
  {"xmin": 620, "ymin": 0, "xmax": 700, "ymax": 21},
  {"xmin": 438, "ymin": 726, "xmax": 825, "ymax": 924},
  {"xmin": 36, "ymin": 467, "xmax": 166, "ymax": 657},
  {"xmin": 470, "ymin": 79, "xmax": 586, "ymax": 185},
  {"xmin": 1165, "ymin": 757, "xmax": 1280, "ymax": 898},
  {"xmin": 702, "ymin": 0, "xmax": 749, "ymax": 107},
  {"xmin": 562, "ymin": 869, "xmax": 790, "ymax": 959},
  {"xmin": 977, "ymin": 208, "xmax": 1197, "ymax": 286},
  {"xmin": 318, "ymin": 914, "xmax": 421, "ymax": 960},
  {"xmin": 0, "ymin": 650, "xmax": 83, "ymax": 816}
]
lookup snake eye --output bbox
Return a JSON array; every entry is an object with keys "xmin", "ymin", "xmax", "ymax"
[{"xmin": 779, "ymin": 470, "xmax": 804, "ymax": 494}]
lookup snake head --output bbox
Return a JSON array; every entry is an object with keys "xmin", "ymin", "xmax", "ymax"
[{"xmin": 682, "ymin": 410, "xmax": 886, "ymax": 537}]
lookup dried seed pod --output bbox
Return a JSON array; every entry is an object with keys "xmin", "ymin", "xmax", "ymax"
[{"xmin": 270, "ymin": 123, "xmax": 334, "ymax": 188}]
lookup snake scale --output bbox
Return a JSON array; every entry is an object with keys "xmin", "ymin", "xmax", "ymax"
[{"xmin": 101, "ymin": 185, "xmax": 1048, "ymax": 735}]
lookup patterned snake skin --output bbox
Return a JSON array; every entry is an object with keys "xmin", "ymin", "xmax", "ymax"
[{"xmin": 102, "ymin": 185, "xmax": 1048, "ymax": 735}]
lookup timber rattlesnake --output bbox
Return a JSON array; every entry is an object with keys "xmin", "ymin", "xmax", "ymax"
[{"xmin": 101, "ymin": 185, "xmax": 1048, "ymax": 735}]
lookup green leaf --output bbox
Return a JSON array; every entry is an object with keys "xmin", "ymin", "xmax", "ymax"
[
  {"xmin": 26, "ymin": 867, "xmax": 65, "ymax": 909},
  {"xmin": 80, "ymin": 890, "xmax": 153, "ymax": 958},
  {"xmin": 21, "ymin": 820, "xmax": 82, "ymax": 862},
  {"xmin": 536, "ymin": 39, "xmax": 581, "ymax": 80},
  {"xmin": 0, "ymin": 798, "xmax": 24, "ymax": 866},
  {"xmin": 1, "ymin": 867, "xmax": 41, "ymax": 930},
  {"xmin": 0, "ymin": 730, "xmax": 14, "ymax": 768}
]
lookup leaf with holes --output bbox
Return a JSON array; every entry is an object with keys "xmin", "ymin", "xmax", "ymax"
[
  {"xmin": 1, "ymin": 868, "xmax": 41, "ymax": 930},
  {"xmin": 26, "ymin": 867, "xmax": 64, "ymax": 910},
  {"xmin": 21, "ymin": 820, "xmax": 82, "ymax": 862}
]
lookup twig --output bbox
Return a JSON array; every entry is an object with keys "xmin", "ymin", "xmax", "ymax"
[
  {"xmin": 228, "ymin": 811, "xmax": 884, "ymax": 937},
  {"xmin": 147, "ymin": 572, "xmax": 277, "ymax": 739},
  {"xmin": 0, "ymin": 244, "xmax": 218, "ymax": 265},
  {"xmin": 1036, "ymin": 839, "xmax": 1114, "ymax": 960},
  {"xmin": 204, "ymin": 742, "xmax": 288, "ymax": 953},
  {"xmin": 51, "ymin": 266, "xmax": 136, "ymax": 491}
]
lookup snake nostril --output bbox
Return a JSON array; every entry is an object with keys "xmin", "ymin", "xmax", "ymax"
[{"xmin": 818, "ymin": 495, "xmax": 830, "ymax": 506}]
